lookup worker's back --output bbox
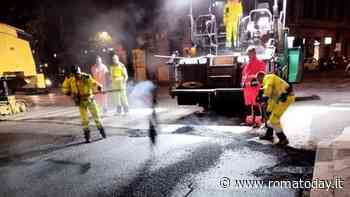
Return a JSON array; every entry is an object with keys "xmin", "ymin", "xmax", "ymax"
[{"xmin": 263, "ymin": 73, "xmax": 290, "ymax": 100}]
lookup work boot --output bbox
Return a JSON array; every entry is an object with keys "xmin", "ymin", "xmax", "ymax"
[
  {"xmin": 103, "ymin": 106, "xmax": 108, "ymax": 114},
  {"xmin": 83, "ymin": 128, "xmax": 91, "ymax": 143},
  {"xmin": 275, "ymin": 132, "xmax": 289, "ymax": 146},
  {"xmin": 115, "ymin": 106, "xmax": 122, "ymax": 115},
  {"xmin": 253, "ymin": 116, "xmax": 263, "ymax": 128},
  {"xmin": 123, "ymin": 105, "xmax": 129, "ymax": 114},
  {"xmin": 98, "ymin": 126, "xmax": 107, "ymax": 138},
  {"xmin": 259, "ymin": 127, "xmax": 274, "ymax": 141},
  {"xmin": 245, "ymin": 115, "xmax": 254, "ymax": 126}
]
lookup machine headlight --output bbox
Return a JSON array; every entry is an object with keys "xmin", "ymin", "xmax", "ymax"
[{"xmin": 45, "ymin": 79, "xmax": 52, "ymax": 87}]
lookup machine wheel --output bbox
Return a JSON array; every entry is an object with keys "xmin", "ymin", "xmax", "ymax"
[
  {"xmin": 15, "ymin": 100, "xmax": 28, "ymax": 113},
  {"xmin": 181, "ymin": 81, "xmax": 204, "ymax": 89}
]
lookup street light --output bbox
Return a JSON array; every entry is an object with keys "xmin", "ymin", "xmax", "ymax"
[{"xmin": 97, "ymin": 31, "xmax": 112, "ymax": 43}]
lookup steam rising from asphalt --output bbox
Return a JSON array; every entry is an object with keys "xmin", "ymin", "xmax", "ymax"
[
  {"xmin": 128, "ymin": 81, "xmax": 156, "ymax": 109},
  {"xmin": 82, "ymin": 2, "xmax": 149, "ymax": 51}
]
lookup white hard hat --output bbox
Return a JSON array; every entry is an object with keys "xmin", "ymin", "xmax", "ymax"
[
  {"xmin": 246, "ymin": 46, "xmax": 256, "ymax": 54},
  {"xmin": 112, "ymin": 54, "xmax": 119, "ymax": 63}
]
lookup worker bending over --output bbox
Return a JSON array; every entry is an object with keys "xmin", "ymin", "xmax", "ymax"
[{"xmin": 255, "ymin": 72, "xmax": 295, "ymax": 146}]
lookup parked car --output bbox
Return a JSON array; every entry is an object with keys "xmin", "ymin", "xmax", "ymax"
[
  {"xmin": 304, "ymin": 57, "xmax": 319, "ymax": 71},
  {"xmin": 319, "ymin": 57, "xmax": 337, "ymax": 71}
]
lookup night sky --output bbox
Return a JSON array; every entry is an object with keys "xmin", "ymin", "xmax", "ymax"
[
  {"xmin": 1, "ymin": 0, "xmax": 259, "ymax": 69},
  {"xmin": 1, "ymin": 0, "xmax": 161, "ymax": 66}
]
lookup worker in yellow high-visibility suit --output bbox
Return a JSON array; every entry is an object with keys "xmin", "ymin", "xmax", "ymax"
[
  {"xmin": 224, "ymin": 0, "xmax": 243, "ymax": 48},
  {"xmin": 62, "ymin": 66, "xmax": 106, "ymax": 143},
  {"xmin": 255, "ymin": 72, "xmax": 295, "ymax": 146},
  {"xmin": 110, "ymin": 55, "xmax": 129, "ymax": 115}
]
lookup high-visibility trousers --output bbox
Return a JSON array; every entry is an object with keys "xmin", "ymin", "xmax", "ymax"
[
  {"xmin": 243, "ymin": 85, "xmax": 260, "ymax": 106},
  {"xmin": 113, "ymin": 89, "xmax": 128, "ymax": 107},
  {"xmin": 226, "ymin": 22, "xmax": 239, "ymax": 43},
  {"xmin": 267, "ymin": 95, "xmax": 295, "ymax": 132},
  {"xmin": 79, "ymin": 98, "xmax": 102, "ymax": 130}
]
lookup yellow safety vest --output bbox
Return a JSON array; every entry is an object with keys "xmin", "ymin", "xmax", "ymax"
[
  {"xmin": 62, "ymin": 73, "xmax": 101, "ymax": 100},
  {"xmin": 110, "ymin": 63, "xmax": 128, "ymax": 90},
  {"xmin": 110, "ymin": 64, "xmax": 127, "ymax": 78}
]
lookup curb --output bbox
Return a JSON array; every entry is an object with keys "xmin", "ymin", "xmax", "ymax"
[{"xmin": 295, "ymin": 95, "xmax": 321, "ymax": 102}]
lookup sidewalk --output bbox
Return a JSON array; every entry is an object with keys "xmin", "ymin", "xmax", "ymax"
[
  {"xmin": 311, "ymin": 127, "xmax": 350, "ymax": 197},
  {"xmin": 282, "ymin": 70, "xmax": 350, "ymax": 196}
]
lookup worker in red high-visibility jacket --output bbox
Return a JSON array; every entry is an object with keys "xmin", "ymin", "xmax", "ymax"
[
  {"xmin": 241, "ymin": 47, "xmax": 266, "ymax": 126},
  {"xmin": 91, "ymin": 56, "xmax": 109, "ymax": 113}
]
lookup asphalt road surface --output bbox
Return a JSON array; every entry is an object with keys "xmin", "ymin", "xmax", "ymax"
[
  {"xmin": 9, "ymin": 69, "xmax": 350, "ymax": 197},
  {"xmin": 0, "ymin": 86, "xmax": 318, "ymax": 197}
]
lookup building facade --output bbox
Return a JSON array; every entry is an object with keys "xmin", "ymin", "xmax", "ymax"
[{"xmin": 287, "ymin": 0, "xmax": 350, "ymax": 59}]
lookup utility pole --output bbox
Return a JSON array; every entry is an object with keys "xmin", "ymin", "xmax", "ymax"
[{"xmin": 189, "ymin": 0, "xmax": 194, "ymax": 42}]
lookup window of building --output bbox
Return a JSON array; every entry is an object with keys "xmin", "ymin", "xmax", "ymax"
[
  {"xmin": 287, "ymin": 36, "xmax": 295, "ymax": 48},
  {"xmin": 325, "ymin": 37, "xmax": 332, "ymax": 45},
  {"xmin": 314, "ymin": 40, "xmax": 320, "ymax": 60}
]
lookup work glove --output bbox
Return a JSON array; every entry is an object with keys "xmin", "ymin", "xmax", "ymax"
[
  {"xmin": 262, "ymin": 95, "xmax": 269, "ymax": 103},
  {"xmin": 256, "ymin": 90, "xmax": 269, "ymax": 103},
  {"xmin": 256, "ymin": 95, "xmax": 262, "ymax": 103},
  {"xmin": 250, "ymin": 78, "xmax": 259, "ymax": 87},
  {"xmin": 279, "ymin": 92, "xmax": 289, "ymax": 102},
  {"xmin": 256, "ymin": 95, "xmax": 269, "ymax": 103},
  {"xmin": 266, "ymin": 111, "xmax": 272, "ymax": 118},
  {"xmin": 256, "ymin": 91, "xmax": 262, "ymax": 102}
]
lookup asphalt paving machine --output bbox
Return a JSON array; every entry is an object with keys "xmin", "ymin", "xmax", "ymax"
[{"xmin": 159, "ymin": 0, "xmax": 303, "ymax": 114}]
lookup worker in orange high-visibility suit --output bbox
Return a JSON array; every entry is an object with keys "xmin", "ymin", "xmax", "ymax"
[
  {"xmin": 224, "ymin": 0, "xmax": 243, "ymax": 48},
  {"xmin": 256, "ymin": 72, "xmax": 295, "ymax": 146},
  {"xmin": 110, "ymin": 54, "xmax": 129, "ymax": 115},
  {"xmin": 62, "ymin": 66, "xmax": 106, "ymax": 143},
  {"xmin": 241, "ymin": 47, "xmax": 266, "ymax": 127},
  {"xmin": 91, "ymin": 56, "xmax": 109, "ymax": 113}
]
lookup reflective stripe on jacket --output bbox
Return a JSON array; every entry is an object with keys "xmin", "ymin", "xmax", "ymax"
[
  {"xmin": 62, "ymin": 73, "xmax": 101, "ymax": 100},
  {"xmin": 110, "ymin": 63, "xmax": 128, "ymax": 90}
]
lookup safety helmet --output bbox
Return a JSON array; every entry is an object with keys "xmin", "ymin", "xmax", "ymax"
[
  {"xmin": 71, "ymin": 65, "xmax": 82, "ymax": 74},
  {"xmin": 112, "ymin": 54, "xmax": 119, "ymax": 63},
  {"xmin": 246, "ymin": 46, "xmax": 256, "ymax": 54}
]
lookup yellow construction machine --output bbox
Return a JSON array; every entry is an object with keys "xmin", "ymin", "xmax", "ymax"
[{"xmin": 0, "ymin": 23, "xmax": 46, "ymax": 117}]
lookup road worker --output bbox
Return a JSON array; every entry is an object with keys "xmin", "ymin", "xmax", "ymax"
[
  {"xmin": 91, "ymin": 56, "xmax": 109, "ymax": 113},
  {"xmin": 224, "ymin": 0, "xmax": 243, "ymax": 48},
  {"xmin": 62, "ymin": 66, "xmax": 106, "ymax": 143},
  {"xmin": 130, "ymin": 80, "xmax": 158, "ymax": 149},
  {"xmin": 255, "ymin": 71, "xmax": 295, "ymax": 146},
  {"xmin": 241, "ymin": 47, "xmax": 266, "ymax": 127},
  {"xmin": 110, "ymin": 54, "xmax": 129, "ymax": 115}
]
